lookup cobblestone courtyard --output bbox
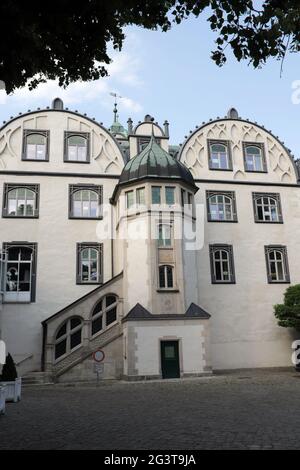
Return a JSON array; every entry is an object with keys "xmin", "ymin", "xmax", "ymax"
[{"xmin": 1, "ymin": 369, "xmax": 300, "ymax": 450}]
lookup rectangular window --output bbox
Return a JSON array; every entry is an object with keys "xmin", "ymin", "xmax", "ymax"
[
  {"xmin": 69, "ymin": 185, "xmax": 102, "ymax": 219},
  {"xmin": 138, "ymin": 137, "xmax": 161, "ymax": 153},
  {"xmin": 3, "ymin": 243, "xmax": 37, "ymax": 302},
  {"xmin": 243, "ymin": 142, "xmax": 267, "ymax": 172},
  {"xmin": 209, "ymin": 244, "xmax": 235, "ymax": 284},
  {"xmin": 165, "ymin": 187, "xmax": 175, "ymax": 205},
  {"xmin": 136, "ymin": 187, "xmax": 145, "ymax": 206},
  {"xmin": 208, "ymin": 140, "xmax": 232, "ymax": 170},
  {"xmin": 22, "ymin": 130, "xmax": 49, "ymax": 161},
  {"xmin": 206, "ymin": 190, "xmax": 237, "ymax": 222},
  {"xmin": 158, "ymin": 224, "xmax": 172, "ymax": 248},
  {"xmin": 152, "ymin": 186, "xmax": 161, "ymax": 204},
  {"xmin": 252, "ymin": 192, "xmax": 282, "ymax": 223},
  {"xmin": 77, "ymin": 243, "xmax": 102, "ymax": 284},
  {"xmin": 2, "ymin": 183, "xmax": 39, "ymax": 218},
  {"xmin": 64, "ymin": 132, "xmax": 90, "ymax": 163},
  {"xmin": 265, "ymin": 246, "xmax": 290, "ymax": 283},
  {"xmin": 126, "ymin": 190, "xmax": 134, "ymax": 209}
]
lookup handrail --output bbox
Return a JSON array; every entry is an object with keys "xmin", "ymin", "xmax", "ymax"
[{"xmin": 15, "ymin": 354, "xmax": 33, "ymax": 366}]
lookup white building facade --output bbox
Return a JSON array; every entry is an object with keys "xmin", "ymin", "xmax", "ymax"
[{"xmin": 0, "ymin": 99, "xmax": 298, "ymax": 382}]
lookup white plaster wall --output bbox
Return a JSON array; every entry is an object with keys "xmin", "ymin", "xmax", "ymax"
[
  {"xmin": 192, "ymin": 182, "xmax": 300, "ymax": 369},
  {"xmin": 0, "ymin": 110, "xmax": 124, "ymax": 373},
  {"xmin": 130, "ymin": 321, "xmax": 206, "ymax": 376}
]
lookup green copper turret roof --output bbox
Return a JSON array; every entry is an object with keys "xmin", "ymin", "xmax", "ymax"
[
  {"xmin": 119, "ymin": 136, "xmax": 195, "ymax": 186},
  {"xmin": 109, "ymin": 120, "xmax": 128, "ymax": 137}
]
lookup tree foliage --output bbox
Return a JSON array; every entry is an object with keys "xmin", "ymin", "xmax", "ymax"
[
  {"xmin": 1, "ymin": 353, "xmax": 18, "ymax": 382},
  {"xmin": 1, "ymin": 1, "xmax": 300, "ymax": 93},
  {"xmin": 274, "ymin": 284, "xmax": 300, "ymax": 331}
]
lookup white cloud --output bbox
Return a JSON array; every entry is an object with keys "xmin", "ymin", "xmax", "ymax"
[{"xmin": 1, "ymin": 46, "xmax": 144, "ymax": 114}]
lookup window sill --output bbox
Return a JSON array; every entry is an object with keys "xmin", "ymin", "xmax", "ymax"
[
  {"xmin": 157, "ymin": 289, "xmax": 179, "ymax": 293},
  {"xmin": 76, "ymin": 281, "xmax": 102, "ymax": 286},
  {"xmin": 64, "ymin": 160, "xmax": 90, "ymax": 164},
  {"xmin": 211, "ymin": 281, "xmax": 236, "ymax": 285},
  {"xmin": 209, "ymin": 168, "xmax": 233, "ymax": 172},
  {"xmin": 254, "ymin": 220, "xmax": 283, "ymax": 224},
  {"xmin": 245, "ymin": 169, "xmax": 268, "ymax": 174},
  {"xmin": 22, "ymin": 158, "xmax": 49, "ymax": 162},
  {"xmin": 207, "ymin": 219, "xmax": 238, "ymax": 223},
  {"xmin": 267, "ymin": 280, "xmax": 291, "ymax": 284},
  {"xmin": 69, "ymin": 216, "xmax": 103, "ymax": 220},
  {"xmin": 2, "ymin": 215, "xmax": 39, "ymax": 219}
]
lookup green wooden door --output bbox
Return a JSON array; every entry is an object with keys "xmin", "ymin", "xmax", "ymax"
[{"xmin": 161, "ymin": 340, "xmax": 180, "ymax": 379}]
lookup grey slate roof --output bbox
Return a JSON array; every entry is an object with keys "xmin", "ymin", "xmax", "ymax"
[{"xmin": 123, "ymin": 302, "xmax": 211, "ymax": 322}]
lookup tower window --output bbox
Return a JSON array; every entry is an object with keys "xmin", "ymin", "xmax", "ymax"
[
  {"xmin": 159, "ymin": 265, "xmax": 174, "ymax": 289},
  {"xmin": 165, "ymin": 187, "xmax": 175, "ymax": 205},
  {"xmin": 152, "ymin": 186, "xmax": 161, "ymax": 204},
  {"xmin": 158, "ymin": 224, "xmax": 172, "ymax": 247},
  {"xmin": 126, "ymin": 190, "xmax": 134, "ymax": 209}
]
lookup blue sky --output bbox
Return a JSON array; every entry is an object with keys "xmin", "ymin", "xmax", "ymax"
[{"xmin": 1, "ymin": 15, "xmax": 300, "ymax": 157}]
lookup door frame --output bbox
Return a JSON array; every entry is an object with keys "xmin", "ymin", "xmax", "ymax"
[{"xmin": 159, "ymin": 338, "xmax": 181, "ymax": 379}]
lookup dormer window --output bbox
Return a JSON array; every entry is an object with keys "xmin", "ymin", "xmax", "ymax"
[
  {"xmin": 22, "ymin": 130, "xmax": 49, "ymax": 161},
  {"xmin": 243, "ymin": 143, "xmax": 267, "ymax": 172},
  {"xmin": 208, "ymin": 140, "xmax": 232, "ymax": 170},
  {"xmin": 64, "ymin": 132, "xmax": 90, "ymax": 163}
]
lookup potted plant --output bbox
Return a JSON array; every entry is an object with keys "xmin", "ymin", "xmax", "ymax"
[
  {"xmin": 0, "ymin": 353, "xmax": 21, "ymax": 402},
  {"xmin": 274, "ymin": 284, "xmax": 300, "ymax": 370}
]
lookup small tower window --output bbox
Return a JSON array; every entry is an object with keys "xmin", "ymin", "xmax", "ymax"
[
  {"xmin": 152, "ymin": 186, "xmax": 161, "ymax": 204},
  {"xmin": 159, "ymin": 265, "xmax": 174, "ymax": 289},
  {"xmin": 165, "ymin": 187, "xmax": 175, "ymax": 205}
]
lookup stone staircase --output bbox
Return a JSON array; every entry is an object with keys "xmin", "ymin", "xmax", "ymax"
[{"xmin": 22, "ymin": 371, "xmax": 54, "ymax": 386}]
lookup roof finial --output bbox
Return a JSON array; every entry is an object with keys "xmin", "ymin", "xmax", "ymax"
[{"xmin": 110, "ymin": 92, "xmax": 122, "ymax": 123}]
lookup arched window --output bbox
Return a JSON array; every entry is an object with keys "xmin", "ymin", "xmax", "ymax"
[
  {"xmin": 54, "ymin": 317, "xmax": 83, "ymax": 360},
  {"xmin": 77, "ymin": 243, "xmax": 102, "ymax": 284},
  {"xmin": 159, "ymin": 265, "xmax": 174, "ymax": 289},
  {"xmin": 72, "ymin": 189, "xmax": 98, "ymax": 218},
  {"xmin": 65, "ymin": 132, "xmax": 90, "ymax": 162},
  {"xmin": 253, "ymin": 193, "xmax": 282, "ymax": 222},
  {"xmin": 207, "ymin": 192, "xmax": 236, "ymax": 221},
  {"xmin": 265, "ymin": 246, "xmax": 290, "ymax": 283},
  {"xmin": 23, "ymin": 131, "xmax": 49, "ymax": 160},
  {"xmin": 4, "ymin": 243, "xmax": 37, "ymax": 302},
  {"xmin": 7, "ymin": 187, "xmax": 35, "ymax": 217},
  {"xmin": 210, "ymin": 245, "xmax": 235, "ymax": 283},
  {"xmin": 91, "ymin": 295, "xmax": 118, "ymax": 336},
  {"xmin": 209, "ymin": 142, "xmax": 231, "ymax": 170},
  {"xmin": 244, "ymin": 144, "xmax": 266, "ymax": 172},
  {"xmin": 3, "ymin": 184, "xmax": 39, "ymax": 218}
]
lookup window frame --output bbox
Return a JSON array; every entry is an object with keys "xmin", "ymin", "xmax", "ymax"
[
  {"xmin": 76, "ymin": 242, "xmax": 103, "ymax": 285},
  {"xmin": 3, "ymin": 242, "xmax": 38, "ymax": 303},
  {"xmin": 22, "ymin": 130, "xmax": 50, "ymax": 162},
  {"xmin": 152, "ymin": 186, "xmax": 161, "ymax": 204},
  {"xmin": 209, "ymin": 244, "xmax": 236, "ymax": 284},
  {"xmin": 126, "ymin": 190, "xmax": 135, "ymax": 209},
  {"xmin": 252, "ymin": 192, "xmax": 283, "ymax": 224},
  {"xmin": 158, "ymin": 223, "xmax": 173, "ymax": 248},
  {"xmin": 2, "ymin": 183, "xmax": 40, "ymax": 218},
  {"xmin": 206, "ymin": 190, "xmax": 237, "ymax": 222},
  {"xmin": 243, "ymin": 142, "xmax": 267, "ymax": 173},
  {"xmin": 265, "ymin": 245, "xmax": 290, "ymax": 284},
  {"xmin": 158, "ymin": 264, "xmax": 175, "ymax": 290},
  {"xmin": 207, "ymin": 139, "xmax": 233, "ymax": 171},
  {"xmin": 54, "ymin": 317, "xmax": 83, "ymax": 362},
  {"xmin": 69, "ymin": 185, "xmax": 103, "ymax": 220},
  {"xmin": 64, "ymin": 131, "xmax": 90, "ymax": 164},
  {"xmin": 91, "ymin": 294, "xmax": 118, "ymax": 338}
]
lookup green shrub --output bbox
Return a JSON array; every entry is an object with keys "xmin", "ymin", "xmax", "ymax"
[
  {"xmin": 274, "ymin": 284, "xmax": 300, "ymax": 331},
  {"xmin": 1, "ymin": 353, "xmax": 18, "ymax": 381}
]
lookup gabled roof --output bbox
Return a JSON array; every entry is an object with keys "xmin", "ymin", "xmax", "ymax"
[{"xmin": 123, "ymin": 302, "xmax": 211, "ymax": 322}]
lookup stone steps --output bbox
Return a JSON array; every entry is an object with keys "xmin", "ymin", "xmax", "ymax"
[{"xmin": 22, "ymin": 372, "xmax": 53, "ymax": 385}]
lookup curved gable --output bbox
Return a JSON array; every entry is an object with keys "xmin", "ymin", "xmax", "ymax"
[{"xmin": 179, "ymin": 118, "xmax": 298, "ymax": 184}]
